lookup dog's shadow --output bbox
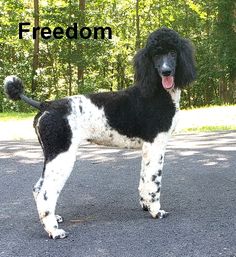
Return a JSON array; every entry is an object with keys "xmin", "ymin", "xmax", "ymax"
[
  {"xmin": 63, "ymin": 202, "xmax": 145, "ymax": 227},
  {"xmin": 58, "ymin": 147, "xmax": 144, "ymax": 225},
  {"xmin": 58, "ymin": 185, "xmax": 148, "ymax": 227}
]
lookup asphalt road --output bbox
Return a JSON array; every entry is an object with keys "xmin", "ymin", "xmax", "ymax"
[{"xmin": 0, "ymin": 132, "xmax": 236, "ymax": 257}]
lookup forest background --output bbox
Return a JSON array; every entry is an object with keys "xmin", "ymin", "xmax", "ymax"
[{"xmin": 0, "ymin": 0, "xmax": 235, "ymax": 112}]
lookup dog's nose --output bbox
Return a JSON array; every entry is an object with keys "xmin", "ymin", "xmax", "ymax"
[{"xmin": 161, "ymin": 68, "xmax": 172, "ymax": 77}]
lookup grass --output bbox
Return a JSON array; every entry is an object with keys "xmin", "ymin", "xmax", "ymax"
[
  {"xmin": 0, "ymin": 112, "xmax": 36, "ymax": 121},
  {"xmin": 182, "ymin": 125, "xmax": 236, "ymax": 133},
  {"xmin": 183, "ymin": 104, "xmax": 236, "ymax": 110}
]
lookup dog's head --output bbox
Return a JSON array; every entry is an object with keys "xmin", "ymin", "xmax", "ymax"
[
  {"xmin": 134, "ymin": 27, "xmax": 196, "ymax": 95},
  {"xmin": 147, "ymin": 28, "xmax": 179, "ymax": 90}
]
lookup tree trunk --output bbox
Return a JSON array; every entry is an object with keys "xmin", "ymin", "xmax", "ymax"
[
  {"xmin": 77, "ymin": 0, "xmax": 85, "ymax": 91},
  {"xmin": 68, "ymin": 41, "xmax": 73, "ymax": 96},
  {"xmin": 68, "ymin": 0, "xmax": 73, "ymax": 96},
  {"xmin": 32, "ymin": 0, "xmax": 39, "ymax": 94},
  {"xmin": 135, "ymin": 0, "xmax": 140, "ymax": 50}
]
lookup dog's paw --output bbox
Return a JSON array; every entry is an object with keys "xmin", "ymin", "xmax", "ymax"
[
  {"xmin": 140, "ymin": 198, "xmax": 149, "ymax": 211},
  {"xmin": 49, "ymin": 229, "xmax": 69, "ymax": 239},
  {"xmin": 55, "ymin": 214, "xmax": 64, "ymax": 223},
  {"xmin": 151, "ymin": 209, "xmax": 169, "ymax": 219},
  {"xmin": 142, "ymin": 204, "xmax": 149, "ymax": 211}
]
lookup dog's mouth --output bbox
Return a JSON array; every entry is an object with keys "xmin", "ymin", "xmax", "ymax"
[{"xmin": 162, "ymin": 76, "xmax": 174, "ymax": 89}]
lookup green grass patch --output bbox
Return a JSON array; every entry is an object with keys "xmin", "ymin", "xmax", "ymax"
[
  {"xmin": 0, "ymin": 112, "xmax": 36, "ymax": 121},
  {"xmin": 183, "ymin": 125, "xmax": 236, "ymax": 133},
  {"xmin": 183, "ymin": 104, "xmax": 236, "ymax": 111}
]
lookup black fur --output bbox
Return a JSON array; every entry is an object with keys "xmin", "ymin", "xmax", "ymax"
[
  {"xmin": 33, "ymin": 99, "xmax": 72, "ymax": 163},
  {"xmin": 88, "ymin": 86, "xmax": 175, "ymax": 142},
  {"xmin": 4, "ymin": 76, "xmax": 42, "ymax": 109},
  {"xmin": 4, "ymin": 76, "xmax": 23, "ymax": 100},
  {"xmin": 175, "ymin": 38, "xmax": 196, "ymax": 88}
]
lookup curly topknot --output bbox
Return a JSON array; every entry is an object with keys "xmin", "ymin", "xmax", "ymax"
[
  {"xmin": 146, "ymin": 27, "xmax": 181, "ymax": 55},
  {"xmin": 4, "ymin": 75, "xmax": 24, "ymax": 101}
]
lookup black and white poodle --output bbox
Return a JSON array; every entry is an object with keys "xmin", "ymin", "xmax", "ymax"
[{"xmin": 4, "ymin": 27, "xmax": 196, "ymax": 239}]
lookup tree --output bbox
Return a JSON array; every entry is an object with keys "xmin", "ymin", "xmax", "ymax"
[
  {"xmin": 77, "ymin": 0, "xmax": 86, "ymax": 91},
  {"xmin": 32, "ymin": 0, "xmax": 39, "ymax": 94},
  {"xmin": 214, "ymin": 0, "xmax": 236, "ymax": 103},
  {"xmin": 0, "ymin": 0, "xmax": 235, "ymax": 112}
]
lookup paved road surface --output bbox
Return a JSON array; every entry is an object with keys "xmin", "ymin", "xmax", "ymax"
[{"xmin": 0, "ymin": 132, "xmax": 236, "ymax": 257}]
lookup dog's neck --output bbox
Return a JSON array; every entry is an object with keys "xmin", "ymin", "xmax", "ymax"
[{"xmin": 168, "ymin": 88, "xmax": 181, "ymax": 110}]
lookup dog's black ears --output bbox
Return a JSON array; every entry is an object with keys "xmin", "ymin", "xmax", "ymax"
[
  {"xmin": 175, "ymin": 39, "xmax": 196, "ymax": 88},
  {"xmin": 133, "ymin": 48, "xmax": 160, "ymax": 96},
  {"xmin": 134, "ymin": 48, "xmax": 149, "ymax": 83}
]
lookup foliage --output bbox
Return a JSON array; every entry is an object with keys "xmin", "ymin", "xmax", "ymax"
[{"xmin": 0, "ymin": 0, "xmax": 235, "ymax": 112}]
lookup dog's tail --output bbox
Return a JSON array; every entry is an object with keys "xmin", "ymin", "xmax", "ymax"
[{"xmin": 4, "ymin": 76, "xmax": 42, "ymax": 110}]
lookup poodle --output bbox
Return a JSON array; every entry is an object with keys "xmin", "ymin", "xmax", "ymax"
[{"xmin": 4, "ymin": 27, "xmax": 196, "ymax": 239}]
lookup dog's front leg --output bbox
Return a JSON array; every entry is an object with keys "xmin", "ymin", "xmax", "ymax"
[{"xmin": 139, "ymin": 132, "xmax": 170, "ymax": 218}]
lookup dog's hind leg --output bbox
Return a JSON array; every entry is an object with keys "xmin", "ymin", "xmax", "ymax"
[
  {"xmin": 33, "ymin": 106, "xmax": 80, "ymax": 239},
  {"xmin": 34, "ymin": 143, "xmax": 77, "ymax": 239},
  {"xmin": 139, "ymin": 132, "xmax": 170, "ymax": 219},
  {"xmin": 33, "ymin": 166, "xmax": 64, "ymax": 224}
]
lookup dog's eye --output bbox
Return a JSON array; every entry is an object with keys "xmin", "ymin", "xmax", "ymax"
[{"xmin": 170, "ymin": 50, "xmax": 176, "ymax": 56}]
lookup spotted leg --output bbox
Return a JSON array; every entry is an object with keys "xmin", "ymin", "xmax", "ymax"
[
  {"xmin": 33, "ymin": 178, "xmax": 64, "ymax": 224},
  {"xmin": 33, "ymin": 144, "xmax": 77, "ymax": 239},
  {"xmin": 139, "ymin": 132, "xmax": 170, "ymax": 218}
]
